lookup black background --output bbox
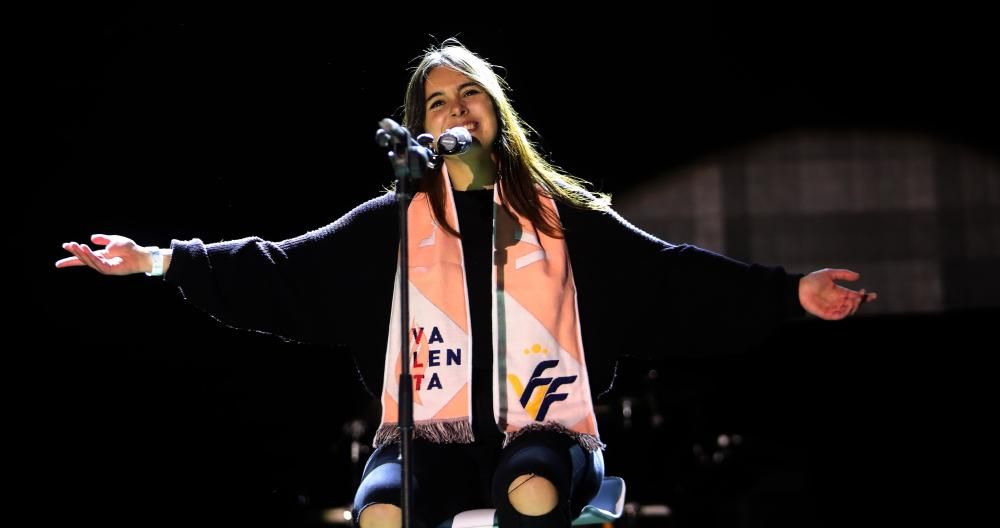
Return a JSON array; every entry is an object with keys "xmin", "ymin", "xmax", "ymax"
[{"xmin": 21, "ymin": 3, "xmax": 997, "ymax": 526}]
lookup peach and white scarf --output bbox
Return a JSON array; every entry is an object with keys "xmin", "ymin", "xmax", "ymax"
[{"xmin": 374, "ymin": 169, "xmax": 603, "ymax": 451}]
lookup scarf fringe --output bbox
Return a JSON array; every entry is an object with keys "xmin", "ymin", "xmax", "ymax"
[
  {"xmin": 503, "ymin": 421, "xmax": 606, "ymax": 452},
  {"xmin": 373, "ymin": 419, "xmax": 475, "ymax": 449}
]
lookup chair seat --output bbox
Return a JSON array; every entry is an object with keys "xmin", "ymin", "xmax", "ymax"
[
  {"xmin": 439, "ymin": 476, "xmax": 626, "ymax": 528},
  {"xmin": 572, "ymin": 476, "xmax": 626, "ymax": 525}
]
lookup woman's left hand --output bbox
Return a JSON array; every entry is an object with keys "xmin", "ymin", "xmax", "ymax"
[{"xmin": 798, "ymin": 268, "xmax": 878, "ymax": 320}]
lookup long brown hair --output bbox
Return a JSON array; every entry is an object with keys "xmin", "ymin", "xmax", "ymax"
[{"xmin": 401, "ymin": 39, "xmax": 611, "ymax": 238}]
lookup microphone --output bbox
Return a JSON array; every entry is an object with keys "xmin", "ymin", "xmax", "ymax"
[{"xmin": 437, "ymin": 127, "xmax": 473, "ymax": 156}]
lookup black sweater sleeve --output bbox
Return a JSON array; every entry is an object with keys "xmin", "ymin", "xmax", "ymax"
[
  {"xmin": 562, "ymin": 205, "xmax": 805, "ymax": 362},
  {"xmin": 163, "ymin": 193, "xmax": 400, "ymax": 346}
]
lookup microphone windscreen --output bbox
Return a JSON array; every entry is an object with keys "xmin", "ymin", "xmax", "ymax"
[{"xmin": 439, "ymin": 127, "xmax": 472, "ymax": 155}]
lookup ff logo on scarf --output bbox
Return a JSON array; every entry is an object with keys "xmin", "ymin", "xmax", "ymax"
[{"xmin": 508, "ymin": 360, "xmax": 577, "ymax": 421}]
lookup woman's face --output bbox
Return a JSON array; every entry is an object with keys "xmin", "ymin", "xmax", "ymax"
[{"xmin": 422, "ymin": 67, "xmax": 499, "ymax": 154}]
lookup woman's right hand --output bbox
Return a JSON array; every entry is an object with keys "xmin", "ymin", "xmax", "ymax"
[{"xmin": 56, "ymin": 234, "xmax": 157, "ymax": 276}]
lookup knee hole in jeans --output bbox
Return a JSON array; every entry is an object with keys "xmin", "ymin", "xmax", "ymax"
[
  {"xmin": 358, "ymin": 502, "xmax": 402, "ymax": 528},
  {"xmin": 506, "ymin": 473, "xmax": 558, "ymax": 516}
]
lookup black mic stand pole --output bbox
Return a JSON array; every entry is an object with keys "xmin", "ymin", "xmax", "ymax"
[{"xmin": 375, "ymin": 118, "xmax": 438, "ymax": 528}]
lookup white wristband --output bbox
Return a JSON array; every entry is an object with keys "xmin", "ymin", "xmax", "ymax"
[{"xmin": 145, "ymin": 246, "xmax": 164, "ymax": 277}]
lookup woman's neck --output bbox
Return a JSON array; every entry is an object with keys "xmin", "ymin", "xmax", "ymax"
[{"xmin": 445, "ymin": 151, "xmax": 497, "ymax": 191}]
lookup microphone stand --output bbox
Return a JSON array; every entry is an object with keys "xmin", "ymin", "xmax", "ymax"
[{"xmin": 375, "ymin": 118, "xmax": 438, "ymax": 528}]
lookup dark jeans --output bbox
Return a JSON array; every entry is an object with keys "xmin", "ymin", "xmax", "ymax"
[{"xmin": 352, "ymin": 430, "xmax": 604, "ymax": 527}]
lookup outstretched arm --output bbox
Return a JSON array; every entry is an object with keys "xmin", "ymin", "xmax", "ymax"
[
  {"xmin": 798, "ymin": 268, "xmax": 878, "ymax": 320},
  {"xmin": 53, "ymin": 193, "xmax": 400, "ymax": 345}
]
